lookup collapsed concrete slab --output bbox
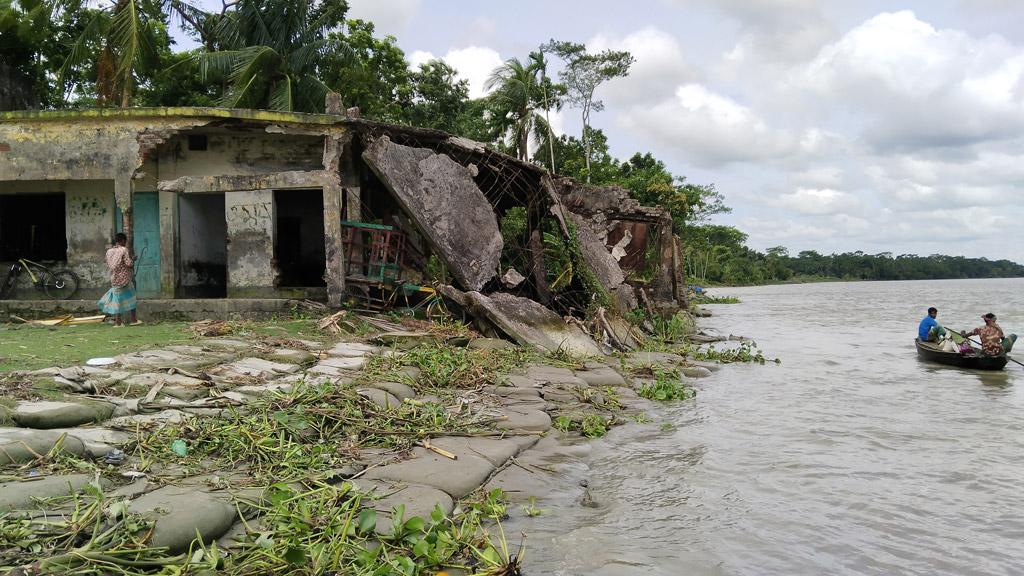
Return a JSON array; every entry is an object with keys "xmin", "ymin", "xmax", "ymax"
[
  {"xmin": 362, "ymin": 136, "xmax": 502, "ymax": 291},
  {"xmin": 441, "ymin": 287, "xmax": 603, "ymax": 356}
]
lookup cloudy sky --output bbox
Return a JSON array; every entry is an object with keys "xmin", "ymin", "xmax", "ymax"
[{"xmin": 190, "ymin": 1, "xmax": 1024, "ymax": 261}]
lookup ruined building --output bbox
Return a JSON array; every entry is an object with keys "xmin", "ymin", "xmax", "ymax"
[{"xmin": 0, "ymin": 106, "xmax": 686, "ymax": 349}]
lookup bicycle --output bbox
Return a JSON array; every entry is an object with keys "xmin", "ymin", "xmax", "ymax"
[{"xmin": 0, "ymin": 258, "xmax": 80, "ymax": 300}]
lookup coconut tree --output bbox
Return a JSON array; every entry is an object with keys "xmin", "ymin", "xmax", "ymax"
[
  {"xmin": 59, "ymin": 0, "xmax": 211, "ymax": 107},
  {"xmin": 484, "ymin": 57, "xmax": 550, "ymax": 162},
  {"xmin": 196, "ymin": 0, "xmax": 348, "ymax": 112}
]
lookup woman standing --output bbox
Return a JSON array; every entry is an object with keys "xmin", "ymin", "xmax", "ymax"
[{"xmin": 98, "ymin": 233, "xmax": 140, "ymax": 326}]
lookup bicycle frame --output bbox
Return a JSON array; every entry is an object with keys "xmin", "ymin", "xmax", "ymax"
[{"xmin": 16, "ymin": 258, "xmax": 47, "ymax": 284}]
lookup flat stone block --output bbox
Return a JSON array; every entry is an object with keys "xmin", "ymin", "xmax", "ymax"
[
  {"xmin": 0, "ymin": 429, "xmax": 87, "ymax": 465},
  {"xmin": 327, "ymin": 342, "xmax": 378, "ymax": 357},
  {"xmin": 197, "ymin": 338, "xmax": 252, "ymax": 350},
  {"xmin": 467, "ymin": 337, "xmax": 515, "ymax": 350},
  {"xmin": 493, "ymin": 407, "xmax": 552, "ymax": 433},
  {"xmin": 427, "ymin": 436, "xmax": 521, "ymax": 467},
  {"xmin": 575, "ymin": 368, "xmax": 627, "ymax": 387},
  {"xmin": 350, "ymin": 479, "xmax": 455, "ymax": 536},
  {"xmin": 108, "ymin": 409, "xmax": 187, "ymax": 428},
  {"xmin": 318, "ymin": 356, "xmax": 367, "ymax": 370},
  {"xmin": 373, "ymin": 381, "xmax": 416, "ymax": 400},
  {"xmin": 362, "ymin": 447, "xmax": 495, "ymax": 499},
  {"xmin": 0, "ymin": 474, "xmax": 99, "ymax": 511},
  {"xmin": 128, "ymin": 485, "xmax": 238, "ymax": 554},
  {"xmin": 358, "ymin": 388, "xmax": 402, "ymax": 410},
  {"xmin": 265, "ymin": 348, "xmax": 316, "ymax": 364},
  {"xmin": 13, "ymin": 400, "xmax": 115, "ymax": 429}
]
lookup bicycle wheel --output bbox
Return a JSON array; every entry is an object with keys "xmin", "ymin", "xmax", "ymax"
[
  {"xmin": 0, "ymin": 266, "xmax": 19, "ymax": 299},
  {"xmin": 43, "ymin": 270, "xmax": 80, "ymax": 300}
]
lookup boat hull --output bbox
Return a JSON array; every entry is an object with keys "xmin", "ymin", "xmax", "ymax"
[{"xmin": 915, "ymin": 338, "xmax": 1007, "ymax": 371}]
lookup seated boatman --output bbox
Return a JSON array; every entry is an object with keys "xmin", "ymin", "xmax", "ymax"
[
  {"xmin": 918, "ymin": 307, "xmax": 945, "ymax": 342},
  {"xmin": 964, "ymin": 312, "xmax": 1017, "ymax": 356}
]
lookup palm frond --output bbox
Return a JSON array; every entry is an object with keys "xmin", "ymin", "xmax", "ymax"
[
  {"xmin": 268, "ymin": 75, "xmax": 293, "ymax": 111},
  {"xmin": 295, "ymin": 74, "xmax": 330, "ymax": 113},
  {"xmin": 109, "ymin": 0, "xmax": 143, "ymax": 83}
]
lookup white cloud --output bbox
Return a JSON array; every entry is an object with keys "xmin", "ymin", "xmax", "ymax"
[
  {"xmin": 588, "ymin": 27, "xmax": 697, "ymax": 106},
  {"xmin": 441, "ymin": 47, "xmax": 504, "ymax": 99},
  {"xmin": 776, "ymin": 187, "xmax": 860, "ymax": 215},
  {"xmin": 347, "ymin": 0, "xmax": 421, "ymax": 37},
  {"xmin": 796, "ymin": 10, "xmax": 1024, "ymax": 151},
  {"xmin": 619, "ymin": 83, "xmax": 799, "ymax": 166},
  {"xmin": 403, "ymin": 46, "xmax": 503, "ymax": 99}
]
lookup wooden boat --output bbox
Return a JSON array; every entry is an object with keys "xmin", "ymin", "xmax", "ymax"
[{"xmin": 915, "ymin": 338, "xmax": 1008, "ymax": 370}]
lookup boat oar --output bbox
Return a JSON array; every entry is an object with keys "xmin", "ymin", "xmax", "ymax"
[{"xmin": 945, "ymin": 327, "xmax": 1024, "ymax": 369}]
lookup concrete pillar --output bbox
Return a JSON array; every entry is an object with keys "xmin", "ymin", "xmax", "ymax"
[
  {"xmin": 323, "ymin": 185, "xmax": 345, "ymax": 307},
  {"xmin": 114, "ymin": 174, "xmax": 133, "ymax": 251},
  {"xmin": 323, "ymin": 133, "xmax": 349, "ymax": 307},
  {"xmin": 158, "ymin": 190, "xmax": 178, "ymax": 298},
  {"xmin": 225, "ymin": 190, "xmax": 276, "ymax": 297}
]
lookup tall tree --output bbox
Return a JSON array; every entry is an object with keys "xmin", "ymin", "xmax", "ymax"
[
  {"xmin": 323, "ymin": 18, "xmax": 411, "ymax": 121},
  {"xmin": 484, "ymin": 57, "xmax": 549, "ymax": 161},
  {"xmin": 544, "ymin": 40, "xmax": 633, "ymax": 182},
  {"xmin": 198, "ymin": 0, "xmax": 348, "ymax": 112},
  {"xmin": 59, "ymin": 0, "xmax": 208, "ymax": 107},
  {"xmin": 405, "ymin": 59, "xmax": 470, "ymax": 133}
]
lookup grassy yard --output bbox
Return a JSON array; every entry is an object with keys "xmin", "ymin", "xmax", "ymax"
[{"xmin": 0, "ymin": 319, "xmax": 326, "ymax": 372}]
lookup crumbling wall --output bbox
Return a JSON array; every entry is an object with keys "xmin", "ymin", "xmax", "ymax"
[
  {"xmin": 65, "ymin": 182, "xmax": 117, "ymax": 290},
  {"xmin": 225, "ymin": 190, "xmax": 275, "ymax": 296},
  {"xmin": 362, "ymin": 136, "xmax": 502, "ymax": 292}
]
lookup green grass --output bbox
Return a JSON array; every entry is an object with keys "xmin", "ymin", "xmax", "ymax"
[
  {"xmin": 0, "ymin": 319, "xmax": 326, "ymax": 372},
  {"xmin": 0, "ymin": 322, "xmax": 193, "ymax": 372}
]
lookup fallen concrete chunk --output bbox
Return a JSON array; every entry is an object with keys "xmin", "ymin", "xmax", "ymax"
[
  {"xmin": 216, "ymin": 357, "xmax": 301, "ymax": 378},
  {"xmin": 123, "ymin": 372, "xmax": 209, "ymax": 389},
  {"xmin": 128, "ymin": 485, "xmax": 239, "ymax": 553},
  {"xmin": 442, "ymin": 289, "xmax": 602, "ymax": 356},
  {"xmin": 363, "ymin": 136, "xmax": 502, "ymax": 291},
  {"xmin": 13, "ymin": 400, "xmax": 115, "ymax": 429},
  {"xmin": 0, "ymin": 429, "xmax": 88, "ymax": 465},
  {"xmin": 0, "ymin": 474, "xmax": 100, "ymax": 511},
  {"xmin": 361, "ymin": 447, "xmax": 495, "ymax": 499},
  {"xmin": 50, "ymin": 427, "xmax": 132, "ymax": 457}
]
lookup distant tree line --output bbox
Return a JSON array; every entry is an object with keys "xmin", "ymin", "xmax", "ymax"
[{"xmin": 687, "ymin": 240, "xmax": 1024, "ymax": 286}]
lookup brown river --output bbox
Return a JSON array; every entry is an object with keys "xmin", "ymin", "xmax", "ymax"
[{"xmin": 515, "ymin": 278, "xmax": 1024, "ymax": 575}]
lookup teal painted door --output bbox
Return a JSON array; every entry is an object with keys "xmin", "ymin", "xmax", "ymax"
[{"xmin": 115, "ymin": 193, "xmax": 161, "ymax": 298}]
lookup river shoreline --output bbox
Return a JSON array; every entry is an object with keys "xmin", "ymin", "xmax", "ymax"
[{"xmin": 0, "ymin": 312, "xmax": 730, "ymax": 574}]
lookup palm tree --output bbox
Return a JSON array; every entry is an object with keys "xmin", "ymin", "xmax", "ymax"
[
  {"xmin": 197, "ymin": 0, "xmax": 347, "ymax": 112},
  {"xmin": 60, "ymin": 0, "xmax": 210, "ymax": 107},
  {"xmin": 484, "ymin": 57, "xmax": 549, "ymax": 162}
]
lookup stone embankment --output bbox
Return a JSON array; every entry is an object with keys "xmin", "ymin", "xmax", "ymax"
[{"xmin": 0, "ymin": 326, "xmax": 716, "ymax": 573}]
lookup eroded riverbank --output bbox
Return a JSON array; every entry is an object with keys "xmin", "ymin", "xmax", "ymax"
[{"xmin": 0, "ymin": 314, "xmax": 734, "ymax": 575}]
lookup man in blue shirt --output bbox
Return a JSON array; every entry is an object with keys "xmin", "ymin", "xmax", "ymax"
[{"xmin": 918, "ymin": 307, "xmax": 945, "ymax": 341}]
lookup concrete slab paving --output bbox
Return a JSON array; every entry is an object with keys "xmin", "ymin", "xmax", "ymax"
[{"xmin": 361, "ymin": 447, "xmax": 496, "ymax": 499}]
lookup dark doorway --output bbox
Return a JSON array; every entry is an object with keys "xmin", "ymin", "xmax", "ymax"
[
  {"xmin": 178, "ymin": 194, "xmax": 227, "ymax": 297},
  {"xmin": 274, "ymin": 189, "xmax": 326, "ymax": 287},
  {"xmin": 0, "ymin": 194, "xmax": 67, "ymax": 261}
]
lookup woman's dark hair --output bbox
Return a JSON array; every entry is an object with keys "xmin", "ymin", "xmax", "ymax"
[{"xmin": 114, "ymin": 233, "xmax": 128, "ymax": 245}]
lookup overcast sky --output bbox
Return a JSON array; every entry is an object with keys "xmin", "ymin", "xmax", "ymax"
[{"xmin": 184, "ymin": 1, "xmax": 1024, "ymax": 261}]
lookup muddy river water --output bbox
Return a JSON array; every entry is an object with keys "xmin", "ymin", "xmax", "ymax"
[{"xmin": 515, "ymin": 278, "xmax": 1024, "ymax": 575}]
